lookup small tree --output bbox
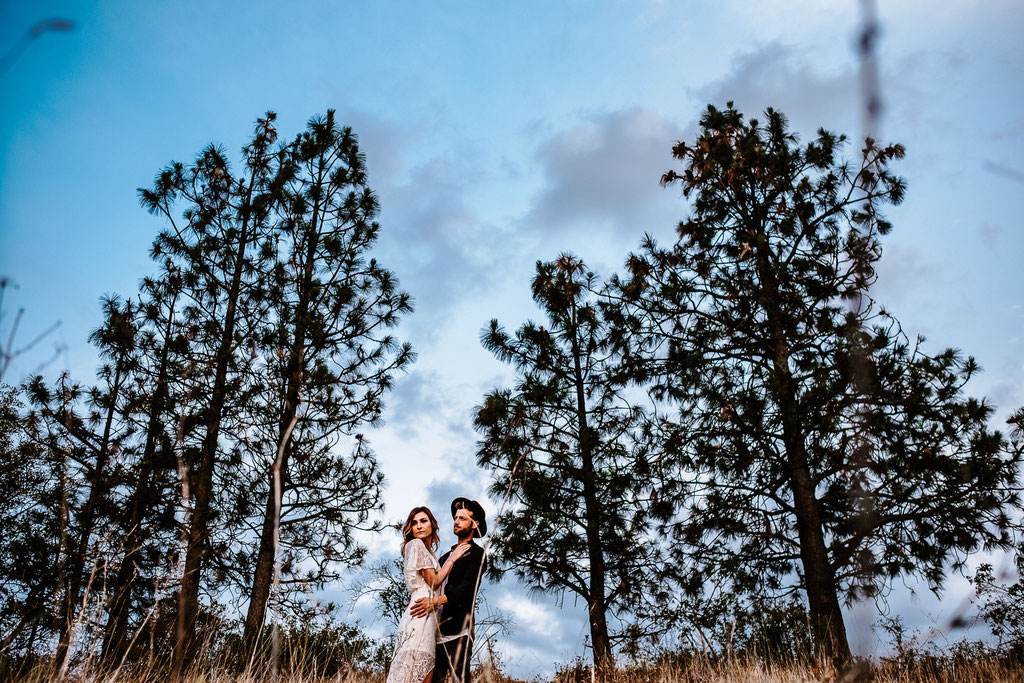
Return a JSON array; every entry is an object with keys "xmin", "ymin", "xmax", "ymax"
[
  {"xmin": 54, "ymin": 296, "xmax": 141, "ymax": 665},
  {"xmin": 610, "ymin": 103, "xmax": 1024, "ymax": 666},
  {"xmin": 971, "ymin": 547, "xmax": 1024, "ymax": 659},
  {"xmin": 476, "ymin": 255, "xmax": 666, "ymax": 670},
  {"xmin": 10, "ymin": 297, "xmax": 142, "ymax": 667}
]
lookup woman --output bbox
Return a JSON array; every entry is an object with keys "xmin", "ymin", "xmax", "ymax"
[{"xmin": 387, "ymin": 506, "xmax": 468, "ymax": 683}]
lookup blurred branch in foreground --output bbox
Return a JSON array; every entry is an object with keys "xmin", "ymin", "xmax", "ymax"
[
  {"xmin": 0, "ymin": 18, "xmax": 75, "ymax": 78},
  {"xmin": 983, "ymin": 161, "xmax": 1024, "ymax": 185}
]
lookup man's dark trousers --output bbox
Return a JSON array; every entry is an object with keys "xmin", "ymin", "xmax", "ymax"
[{"xmin": 432, "ymin": 636, "xmax": 472, "ymax": 683}]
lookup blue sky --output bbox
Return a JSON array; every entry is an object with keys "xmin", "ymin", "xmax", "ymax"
[{"xmin": 2, "ymin": 0, "xmax": 1023, "ymax": 674}]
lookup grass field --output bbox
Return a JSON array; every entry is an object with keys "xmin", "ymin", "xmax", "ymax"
[{"xmin": 7, "ymin": 653, "xmax": 1024, "ymax": 683}]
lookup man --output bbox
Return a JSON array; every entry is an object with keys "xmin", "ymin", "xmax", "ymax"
[{"xmin": 409, "ymin": 497, "xmax": 487, "ymax": 683}]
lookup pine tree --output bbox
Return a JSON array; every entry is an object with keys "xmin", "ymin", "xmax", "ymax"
[
  {"xmin": 610, "ymin": 104, "xmax": 1024, "ymax": 665},
  {"xmin": 0, "ymin": 384, "xmax": 62, "ymax": 656},
  {"xmin": 56, "ymin": 296, "xmax": 141, "ymax": 665},
  {"xmin": 476, "ymin": 255, "xmax": 666, "ymax": 670},
  {"xmin": 138, "ymin": 114, "xmax": 280, "ymax": 678},
  {"xmin": 241, "ymin": 111, "xmax": 413, "ymax": 644},
  {"xmin": 14, "ymin": 296, "xmax": 142, "ymax": 667},
  {"xmin": 101, "ymin": 261, "xmax": 187, "ymax": 663}
]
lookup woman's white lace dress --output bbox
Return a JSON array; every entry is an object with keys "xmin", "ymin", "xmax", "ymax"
[{"xmin": 386, "ymin": 538, "xmax": 439, "ymax": 683}]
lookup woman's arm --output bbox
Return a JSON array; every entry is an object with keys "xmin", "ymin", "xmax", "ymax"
[
  {"xmin": 419, "ymin": 543, "xmax": 470, "ymax": 588},
  {"xmin": 410, "ymin": 544, "xmax": 484, "ymax": 618}
]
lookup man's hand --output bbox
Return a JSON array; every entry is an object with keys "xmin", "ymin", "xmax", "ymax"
[{"xmin": 409, "ymin": 596, "xmax": 440, "ymax": 618}]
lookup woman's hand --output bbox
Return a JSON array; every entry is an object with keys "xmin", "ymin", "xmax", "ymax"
[
  {"xmin": 449, "ymin": 543, "xmax": 470, "ymax": 563},
  {"xmin": 409, "ymin": 595, "xmax": 443, "ymax": 618},
  {"xmin": 422, "ymin": 542, "xmax": 473, "ymax": 589}
]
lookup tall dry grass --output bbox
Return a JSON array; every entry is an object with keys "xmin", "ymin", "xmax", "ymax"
[
  {"xmin": 6, "ymin": 666, "xmax": 381, "ymax": 683},
  {"xmin": 545, "ymin": 653, "xmax": 1024, "ymax": 683},
  {"xmin": 3, "ymin": 651, "xmax": 384, "ymax": 683},
  {"xmin": 7, "ymin": 653, "xmax": 1022, "ymax": 683}
]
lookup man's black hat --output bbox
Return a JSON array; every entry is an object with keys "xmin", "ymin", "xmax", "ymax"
[{"xmin": 451, "ymin": 497, "xmax": 487, "ymax": 538}]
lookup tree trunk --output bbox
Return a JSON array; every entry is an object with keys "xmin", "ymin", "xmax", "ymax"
[
  {"xmin": 55, "ymin": 362, "xmax": 124, "ymax": 667},
  {"xmin": 50, "ymin": 455, "xmax": 69, "ymax": 676},
  {"xmin": 172, "ymin": 458, "xmax": 214, "ymax": 678},
  {"xmin": 102, "ymin": 304, "xmax": 175, "ymax": 663},
  {"xmin": 242, "ymin": 470, "xmax": 282, "ymax": 644},
  {"xmin": 171, "ymin": 195, "xmax": 256, "ymax": 681},
  {"xmin": 243, "ymin": 164, "xmax": 322, "ymax": 644},
  {"xmin": 570, "ymin": 316, "xmax": 614, "ymax": 671},
  {"xmin": 785, "ymin": 438, "xmax": 851, "ymax": 665},
  {"xmin": 756, "ymin": 242, "xmax": 852, "ymax": 667}
]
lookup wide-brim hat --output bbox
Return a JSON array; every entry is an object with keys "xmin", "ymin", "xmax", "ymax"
[{"xmin": 451, "ymin": 497, "xmax": 487, "ymax": 538}]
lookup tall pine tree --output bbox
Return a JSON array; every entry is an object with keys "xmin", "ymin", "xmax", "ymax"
[
  {"xmin": 241, "ymin": 111, "xmax": 413, "ymax": 644},
  {"xmin": 139, "ymin": 114, "xmax": 280, "ymax": 678},
  {"xmin": 610, "ymin": 104, "xmax": 1024, "ymax": 665},
  {"xmin": 476, "ymin": 255, "xmax": 666, "ymax": 670}
]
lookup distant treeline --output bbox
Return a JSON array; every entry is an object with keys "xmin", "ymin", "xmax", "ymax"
[{"xmin": 1, "ymin": 104, "xmax": 1022, "ymax": 679}]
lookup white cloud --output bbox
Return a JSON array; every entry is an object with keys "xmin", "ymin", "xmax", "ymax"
[
  {"xmin": 695, "ymin": 42, "xmax": 859, "ymax": 140},
  {"xmin": 525, "ymin": 107, "xmax": 685, "ymax": 237},
  {"xmin": 497, "ymin": 592, "xmax": 561, "ymax": 639}
]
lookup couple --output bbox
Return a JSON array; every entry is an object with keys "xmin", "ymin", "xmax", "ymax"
[{"xmin": 386, "ymin": 498, "xmax": 487, "ymax": 683}]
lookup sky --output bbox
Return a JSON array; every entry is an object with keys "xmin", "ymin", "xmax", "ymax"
[{"xmin": 1, "ymin": 0, "xmax": 1023, "ymax": 675}]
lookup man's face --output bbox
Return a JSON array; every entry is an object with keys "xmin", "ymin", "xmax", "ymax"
[{"xmin": 453, "ymin": 508, "xmax": 475, "ymax": 539}]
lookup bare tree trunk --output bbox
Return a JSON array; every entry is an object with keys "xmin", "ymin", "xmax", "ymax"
[
  {"xmin": 570, "ymin": 318, "xmax": 614, "ymax": 671},
  {"xmin": 171, "ymin": 206, "xmax": 254, "ymax": 681},
  {"xmin": 102, "ymin": 304, "xmax": 175, "ymax": 662},
  {"xmin": 756, "ymin": 242, "xmax": 852, "ymax": 667},
  {"xmin": 55, "ymin": 363, "xmax": 124, "ymax": 667}
]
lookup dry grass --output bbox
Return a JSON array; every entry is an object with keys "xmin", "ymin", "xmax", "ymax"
[
  {"xmin": 545, "ymin": 656, "xmax": 1024, "ymax": 683},
  {"xmin": 3, "ymin": 660, "xmax": 384, "ymax": 683},
  {"xmin": 5, "ymin": 654, "xmax": 1023, "ymax": 683}
]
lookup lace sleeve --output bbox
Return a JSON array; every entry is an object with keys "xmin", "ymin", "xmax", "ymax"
[{"xmin": 404, "ymin": 538, "xmax": 435, "ymax": 571}]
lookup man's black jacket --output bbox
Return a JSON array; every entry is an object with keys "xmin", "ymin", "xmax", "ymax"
[{"xmin": 437, "ymin": 540, "xmax": 486, "ymax": 638}]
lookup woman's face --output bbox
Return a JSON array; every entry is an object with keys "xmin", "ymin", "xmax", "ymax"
[{"xmin": 411, "ymin": 512, "xmax": 433, "ymax": 540}]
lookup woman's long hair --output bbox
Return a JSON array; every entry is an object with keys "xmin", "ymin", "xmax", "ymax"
[{"xmin": 401, "ymin": 506, "xmax": 440, "ymax": 555}]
